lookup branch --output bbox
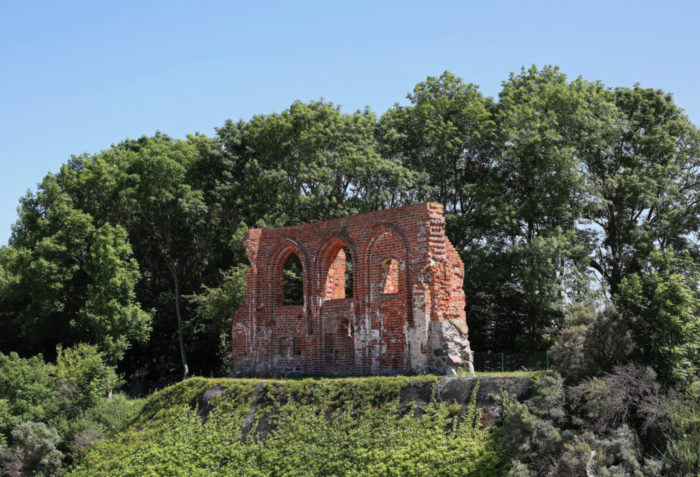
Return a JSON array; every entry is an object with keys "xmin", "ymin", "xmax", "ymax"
[{"xmin": 589, "ymin": 257, "xmax": 605, "ymax": 277}]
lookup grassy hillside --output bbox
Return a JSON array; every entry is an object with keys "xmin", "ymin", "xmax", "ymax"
[{"xmin": 70, "ymin": 376, "xmax": 520, "ymax": 476}]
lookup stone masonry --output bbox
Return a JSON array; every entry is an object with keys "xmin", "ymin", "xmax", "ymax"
[{"xmin": 232, "ymin": 202, "xmax": 474, "ymax": 376}]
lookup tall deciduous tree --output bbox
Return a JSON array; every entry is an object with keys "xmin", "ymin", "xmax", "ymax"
[
  {"xmin": 492, "ymin": 66, "xmax": 589, "ymax": 348},
  {"xmin": 580, "ymin": 85, "xmax": 700, "ymax": 296},
  {"xmin": 1, "ymin": 68, "xmax": 698, "ymax": 380},
  {"xmin": 212, "ymin": 100, "xmax": 416, "ymax": 229},
  {"xmin": 123, "ymin": 135, "xmax": 208, "ymax": 379},
  {"xmin": 80, "ymin": 224, "xmax": 152, "ymax": 364},
  {"xmin": 186, "ymin": 264, "xmax": 249, "ymax": 374},
  {"xmin": 377, "ymin": 71, "xmax": 497, "ymax": 250},
  {"xmin": 377, "ymin": 72, "xmax": 518, "ymax": 352},
  {"xmin": 617, "ymin": 249, "xmax": 700, "ymax": 385},
  {"xmin": 0, "ymin": 176, "xmax": 151, "ymax": 361}
]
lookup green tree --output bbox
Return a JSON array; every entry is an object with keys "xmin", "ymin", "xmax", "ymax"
[
  {"xmin": 187, "ymin": 264, "xmax": 248, "ymax": 375},
  {"xmin": 0, "ymin": 176, "xmax": 151, "ymax": 363},
  {"xmin": 581, "ymin": 85, "xmax": 700, "ymax": 296},
  {"xmin": 54, "ymin": 344, "xmax": 121, "ymax": 414},
  {"xmin": 377, "ymin": 71, "xmax": 520, "ymax": 353},
  {"xmin": 377, "ymin": 71, "xmax": 497, "ymax": 250},
  {"xmin": 0, "ymin": 253, "xmax": 7, "ymax": 290},
  {"xmin": 123, "ymin": 135, "xmax": 208, "ymax": 379},
  {"xmin": 0, "ymin": 353, "xmax": 58, "ymax": 436},
  {"xmin": 665, "ymin": 380, "xmax": 700, "ymax": 474},
  {"xmin": 485, "ymin": 66, "xmax": 589, "ymax": 351},
  {"xmin": 214, "ymin": 100, "xmax": 415, "ymax": 229},
  {"xmin": 2, "ymin": 67, "xmax": 698, "ymax": 384},
  {"xmin": 1, "ymin": 422, "xmax": 63, "ymax": 477},
  {"xmin": 51, "ymin": 135, "xmax": 218, "ymax": 376},
  {"xmin": 2, "ymin": 176, "xmax": 96, "ymax": 356},
  {"xmin": 501, "ymin": 369, "xmax": 665, "ymax": 476},
  {"xmin": 550, "ymin": 302, "xmax": 631, "ymax": 379},
  {"xmin": 80, "ymin": 224, "xmax": 152, "ymax": 364},
  {"xmin": 617, "ymin": 249, "xmax": 700, "ymax": 384}
]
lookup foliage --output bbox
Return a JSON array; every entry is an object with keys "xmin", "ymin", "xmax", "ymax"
[
  {"xmin": 499, "ymin": 375, "xmax": 564, "ymax": 473},
  {"xmin": 67, "ymin": 393, "xmax": 144, "ymax": 459},
  {"xmin": 0, "ymin": 181, "xmax": 152, "ymax": 364},
  {"xmin": 377, "ymin": 71, "xmax": 496, "ymax": 251},
  {"xmin": 282, "ymin": 254, "xmax": 303, "ymax": 305},
  {"xmin": 187, "ymin": 264, "xmax": 248, "ymax": 375},
  {"xmin": 68, "ymin": 420, "xmax": 103, "ymax": 460},
  {"xmin": 0, "ymin": 178, "xmax": 96, "ymax": 358},
  {"xmin": 80, "ymin": 224, "xmax": 153, "ymax": 364},
  {"xmin": 54, "ymin": 344, "xmax": 122, "ymax": 414},
  {"xmin": 0, "ymin": 252, "xmax": 8, "ymax": 290},
  {"xmin": 0, "ymin": 346, "xmax": 135, "ymax": 474},
  {"xmin": 216, "ymin": 100, "xmax": 416, "ymax": 227},
  {"xmin": 1, "ymin": 422, "xmax": 63, "ymax": 477},
  {"xmin": 582, "ymin": 84, "xmax": 700, "ymax": 297},
  {"xmin": 125, "ymin": 134, "xmax": 210, "ymax": 378},
  {"xmin": 500, "ymin": 370, "xmax": 668, "ymax": 476},
  {"xmin": 1, "ymin": 66, "xmax": 697, "ymax": 377},
  {"xmin": 0, "ymin": 68, "xmax": 698, "ymax": 475},
  {"xmin": 664, "ymin": 380, "xmax": 700, "ymax": 475},
  {"xmin": 72, "ymin": 376, "xmax": 509, "ymax": 476},
  {"xmin": 568, "ymin": 364, "xmax": 670, "ymax": 451},
  {"xmin": 550, "ymin": 302, "xmax": 632, "ymax": 379},
  {"xmin": 617, "ymin": 249, "xmax": 700, "ymax": 385},
  {"xmin": 0, "ymin": 353, "xmax": 58, "ymax": 436},
  {"xmin": 495, "ymin": 66, "xmax": 587, "ymax": 341},
  {"xmin": 84, "ymin": 393, "xmax": 144, "ymax": 437}
]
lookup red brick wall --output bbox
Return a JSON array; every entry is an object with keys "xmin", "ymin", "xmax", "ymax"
[{"xmin": 232, "ymin": 202, "xmax": 473, "ymax": 376}]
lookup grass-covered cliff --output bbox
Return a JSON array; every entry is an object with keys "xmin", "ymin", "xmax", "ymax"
[{"xmin": 70, "ymin": 375, "xmax": 533, "ymax": 476}]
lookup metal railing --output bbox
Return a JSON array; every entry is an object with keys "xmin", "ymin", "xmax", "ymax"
[{"xmin": 473, "ymin": 351, "xmax": 551, "ymax": 372}]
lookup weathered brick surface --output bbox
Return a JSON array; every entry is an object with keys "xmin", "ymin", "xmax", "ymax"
[{"xmin": 232, "ymin": 202, "xmax": 474, "ymax": 375}]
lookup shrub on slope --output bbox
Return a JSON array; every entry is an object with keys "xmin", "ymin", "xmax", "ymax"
[{"xmin": 71, "ymin": 376, "xmax": 509, "ymax": 477}]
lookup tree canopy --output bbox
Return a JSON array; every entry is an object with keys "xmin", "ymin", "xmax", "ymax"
[{"xmin": 0, "ymin": 66, "xmax": 697, "ymax": 388}]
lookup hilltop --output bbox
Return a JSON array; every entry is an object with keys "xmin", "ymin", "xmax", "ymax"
[{"xmin": 70, "ymin": 375, "xmax": 534, "ymax": 476}]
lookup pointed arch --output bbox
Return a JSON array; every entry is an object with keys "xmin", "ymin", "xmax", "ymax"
[
  {"xmin": 364, "ymin": 224, "xmax": 409, "ymax": 296},
  {"xmin": 318, "ymin": 234, "xmax": 359, "ymax": 301},
  {"xmin": 265, "ymin": 238, "xmax": 313, "ymax": 332}
]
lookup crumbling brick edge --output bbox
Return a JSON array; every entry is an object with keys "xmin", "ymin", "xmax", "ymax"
[{"xmin": 232, "ymin": 202, "xmax": 474, "ymax": 376}]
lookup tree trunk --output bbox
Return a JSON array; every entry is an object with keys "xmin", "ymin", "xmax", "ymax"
[{"xmin": 170, "ymin": 262, "xmax": 189, "ymax": 379}]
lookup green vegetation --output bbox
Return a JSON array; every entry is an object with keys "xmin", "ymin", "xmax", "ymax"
[
  {"xmin": 0, "ymin": 346, "xmax": 143, "ymax": 475},
  {"xmin": 72, "ymin": 377, "xmax": 508, "ymax": 477},
  {"xmin": 3, "ymin": 421, "xmax": 63, "ymax": 477},
  {"xmin": 473, "ymin": 371, "xmax": 550, "ymax": 378},
  {"xmin": 0, "ymin": 65, "xmax": 698, "ymax": 474},
  {"xmin": 500, "ymin": 370, "xmax": 668, "ymax": 475},
  {"xmin": 1, "ymin": 66, "xmax": 698, "ymax": 385}
]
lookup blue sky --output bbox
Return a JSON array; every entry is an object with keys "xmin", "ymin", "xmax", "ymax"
[{"xmin": 1, "ymin": 0, "xmax": 699, "ymax": 246}]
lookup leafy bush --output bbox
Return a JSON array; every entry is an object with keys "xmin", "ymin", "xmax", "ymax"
[
  {"xmin": 617, "ymin": 249, "xmax": 700, "ymax": 385},
  {"xmin": 500, "ymin": 376, "xmax": 564, "ymax": 475},
  {"xmin": 62, "ymin": 394, "xmax": 143, "ymax": 461},
  {"xmin": 55, "ymin": 344, "xmax": 122, "ymax": 414},
  {"xmin": 526, "ymin": 374, "xmax": 566, "ymax": 422},
  {"xmin": 0, "ymin": 353, "xmax": 58, "ymax": 436},
  {"xmin": 66, "ymin": 419, "xmax": 103, "ymax": 459},
  {"xmin": 500, "ymin": 370, "xmax": 668, "ymax": 476},
  {"xmin": 84, "ymin": 393, "xmax": 144, "ymax": 436},
  {"xmin": 664, "ymin": 380, "xmax": 700, "ymax": 475},
  {"xmin": 569, "ymin": 363, "xmax": 670, "ymax": 451},
  {"xmin": 0, "ymin": 346, "xmax": 138, "ymax": 471},
  {"xmin": 1, "ymin": 422, "xmax": 63, "ymax": 477},
  {"xmin": 550, "ymin": 302, "xmax": 631, "ymax": 379},
  {"xmin": 187, "ymin": 264, "xmax": 248, "ymax": 375}
]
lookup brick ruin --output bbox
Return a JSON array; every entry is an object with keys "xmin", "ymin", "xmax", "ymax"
[{"xmin": 232, "ymin": 202, "xmax": 474, "ymax": 376}]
